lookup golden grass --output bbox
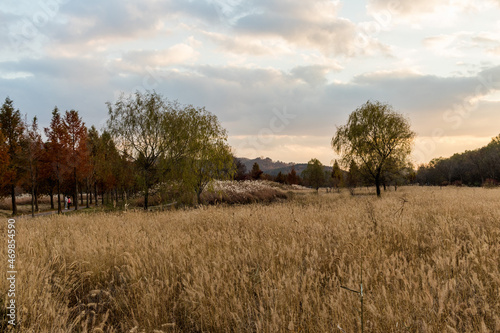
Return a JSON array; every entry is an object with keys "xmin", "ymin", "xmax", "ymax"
[{"xmin": 1, "ymin": 186, "xmax": 500, "ymax": 332}]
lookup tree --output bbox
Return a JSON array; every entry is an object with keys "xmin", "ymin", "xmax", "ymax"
[
  {"xmin": 44, "ymin": 107, "xmax": 70, "ymax": 214},
  {"xmin": 23, "ymin": 116, "xmax": 43, "ymax": 217},
  {"xmin": 275, "ymin": 171, "xmax": 286, "ymax": 184},
  {"xmin": 331, "ymin": 159, "xmax": 344, "ymax": 190},
  {"xmin": 287, "ymin": 166, "xmax": 300, "ymax": 185},
  {"xmin": 302, "ymin": 158, "xmax": 325, "ymax": 192},
  {"xmin": 107, "ymin": 91, "xmax": 172, "ymax": 210},
  {"xmin": 234, "ymin": 158, "xmax": 247, "ymax": 180},
  {"xmin": 173, "ymin": 105, "xmax": 234, "ymax": 204},
  {"xmin": 0, "ymin": 97, "xmax": 25, "ymax": 215},
  {"xmin": 64, "ymin": 110, "xmax": 87, "ymax": 210},
  {"xmin": 0, "ymin": 131, "xmax": 10, "ymax": 195},
  {"xmin": 332, "ymin": 100, "xmax": 415, "ymax": 197},
  {"xmin": 250, "ymin": 162, "xmax": 263, "ymax": 180},
  {"xmin": 346, "ymin": 160, "xmax": 361, "ymax": 189}
]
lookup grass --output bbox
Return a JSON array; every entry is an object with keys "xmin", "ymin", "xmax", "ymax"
[{"xmin": 1, "ymin": 186, "xmax": 500, "ymax": 332}]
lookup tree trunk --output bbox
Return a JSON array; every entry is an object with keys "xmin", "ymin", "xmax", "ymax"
[
  {"xmin": 144, "ymin": 187, "xmax": 149, "ymax": 210},
  {"xmin": 57, "ymin": 181, "xmax": 61, "ymax": 214},
  {"xmin": 31, "ymin": 183, "xmax": 35, "ymax": 218},
  {"xmin": 34, "ymin": 186, "xmax": 39, "ymax": 212},
  {"xmin": 74, "ymin": 167, "xmax": 78, "ymax": 211},
  {"xmin": 101, "ymin": 190, "xmax": 104, "ymax": 206},
  {"xmin": 375, "ymin": 175, "xmax": 381, "ymax": 197},
  {"xmin": 86, "ymin": 182, "xmax": 89, "ymax": 208},
  {"xmin": 94, "ymin": 182, "xmax": 98, "ymax": 207},
  {"xmin": 11, "ymin": 184, "xmax": 17, "ymax": 216},
  {"xmin": 383, "ymin": 182, "xmax": 386, "ymax": 191},
  {"xmin": 50, "ymin": 188, "xmax": 54, "ymax": 209},
  {"xmin": 80, "ymin": 188, "xmax": 83, "ymax": 206}
]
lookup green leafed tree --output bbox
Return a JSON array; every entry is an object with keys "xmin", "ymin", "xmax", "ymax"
[
  {"xmin": 332, "ymin": 100, "xmax": 415, "ymax": 197},
  {"xmin": 173, "ymin": 105, "xmax": 234, "ymax": 204},
  {"xmin": 301, "ymin": 158, "xmax": 325, "ymax": 192},
  {"xmin": 107, "ymin": 91, "xmax": 172, "ymax": 209},
  {"xmin": 107, "ymin": 91, "xmax": 235, "ymax": 207}
]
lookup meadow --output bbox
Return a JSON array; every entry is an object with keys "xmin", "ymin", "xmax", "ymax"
[{"xmin": 1, "ymin": 186, "xmax": 500, "ymax": 332}]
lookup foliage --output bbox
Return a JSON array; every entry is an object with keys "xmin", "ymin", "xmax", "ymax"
[
  {"xmin": 286, "ymin": 166, "xmax": 300, "ymax": 185},
  {"xmin": 107, "ymin": 91, "xmax": 234, "ymax": 207},
  {"xmin": 250, "ymin": 162, "xmax": 263, "ymax": 180},
  {"xmin": 233, "ymin": 158, "xmax": 247, "ymax": 180},
  {"xmin": 331, "ymin": 159, "xmax": 344, "ymax": 189},
  {"xmin": 301, "ymin": 158, "xmax": 325, "ymax": 191},
  {"xmin": 332, "ymin": 100, "xmax": 415, "ymax": 197},
  {"xmin": 44, "ymin": 107, "xmax": 70, "ymax": 213},
  {"xmin": 172, "ymin": 105, "xmax": 235, "ymax": 203},
  {"xmin": 416, "ymin": 134, "xmax": 500, "ymax": 186},
  {"xmin": 0, "ymin": 97, "xmax": 25, "ymax": 214},
  {"xmin": 64, "ymin": 110, "xmax": 88, "ymax": 210}
]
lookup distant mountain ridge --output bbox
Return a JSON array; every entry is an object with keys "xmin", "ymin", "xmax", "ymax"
[{"xmin": 237, "ymin": 157, "xmax": 332, "ymax": 176}]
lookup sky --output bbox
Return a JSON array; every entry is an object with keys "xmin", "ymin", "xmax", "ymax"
[{"xmin": 2, "ymin": 0, "xmax": 500, "ymax": 166}]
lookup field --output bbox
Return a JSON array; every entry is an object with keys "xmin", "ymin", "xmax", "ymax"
[{"xmin": 1, "ymin": 186, "xmax": 500, "ymax": 332}]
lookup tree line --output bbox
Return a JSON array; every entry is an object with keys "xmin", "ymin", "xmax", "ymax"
[
  {"xmin": 0, "ymin": 91, "xmax": 234, "ymax": 216},
  {"xmin": 416, "ymin": 136, "xmax": 500, "ymax": 187}
]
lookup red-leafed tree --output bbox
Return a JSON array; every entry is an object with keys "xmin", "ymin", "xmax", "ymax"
[
  {"xmin": 0, "ymin": 97, "xmax": 25, "ymax": 215},
  {"xmin": 23, "ymin": 116, "xmax": 43, "ymax": 217},
  {"xmin": 64, "ymin": 110, "xmax": 88, "ymax": 210},
  {"xmin": 44, "ymin": 107, "xmax": 70, "ymax": 214},
  {"xmin": 87, "ymin": 126, "xmax": 100, "ymax": 206},
  {"xmin": 0, "ymin": 131, "xmax": 10, "ymax": 194}
]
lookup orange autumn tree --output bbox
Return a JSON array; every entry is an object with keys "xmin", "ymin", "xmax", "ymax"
[
  {"xmin": 0, "ymin": 97, "xmax": 25, "ymax": 215},
  {"xmin": 44, "ymin": 107, "xmax": 70, "ymax": 214},
  {"xmin": 64, "ymin": 110, "xmax": 88, "ymax": 210},
  {"xmin": 23, "ymin": 116, "xmax": 44, "ymax": 217},
  {"xmin": 0, "ymin": 131, "xmax": 10, "ymax": 195}
]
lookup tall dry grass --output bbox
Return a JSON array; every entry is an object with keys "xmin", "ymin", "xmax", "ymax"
[{"xmin": 1, "ymin": 186, "xmax": 500, "ymax": 332}]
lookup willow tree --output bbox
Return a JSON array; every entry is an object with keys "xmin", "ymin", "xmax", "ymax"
[
  {"xmin": 107, "ymin": 91, "xmax": 234, "ymax": 208},
  {"xmin": 332, "ymin": 100, "xmax": 415, "ymax": 197},
  {"xmin": 173, "ymin": 105, "xmax": 234, "ymax": 204},
  {"xmin": 107, "ymin": 91, "xmax": 170, "ymax": 209}
]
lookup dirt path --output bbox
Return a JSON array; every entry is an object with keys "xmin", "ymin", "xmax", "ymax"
[{"xmin": 17, "ymin": 206, "xmax": 89, "ymax": 219}]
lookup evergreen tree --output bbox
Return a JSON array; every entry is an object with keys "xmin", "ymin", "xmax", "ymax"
[
  {"xmin": 250, "ymin": 162, "xmax": 263, "ymax": 180},
  {"xmin": 331, "ymin": 159, "xmax": 343, "ymax": 190}
]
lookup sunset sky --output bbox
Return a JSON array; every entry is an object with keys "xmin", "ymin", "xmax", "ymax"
[{"xmin": 2, "ymin": 0, "xmax": 500, "ymax": 166}]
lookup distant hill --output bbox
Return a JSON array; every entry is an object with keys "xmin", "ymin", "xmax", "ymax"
[
  {"xmin": 237, "ymin": 157, "xmax": 332, "ymax": 176},
  {"xmin": 238, "ymin": 157, "xmax": 293, "ymax": 172}
]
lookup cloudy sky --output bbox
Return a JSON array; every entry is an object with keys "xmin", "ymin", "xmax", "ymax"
[{"xmin": 2, "ymin": 0, "xmax": 500, "ymax": 166}]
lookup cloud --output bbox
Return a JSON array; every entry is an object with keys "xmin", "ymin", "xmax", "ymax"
[
  {"xmin": 116, "ymin": 43, "xmax": 199, "ymax": 72},
  {"xmin": 200, "ymin": 30, "xmax": 291, "ymax": 56},
  {"xmin": 2, "ymin": 59, "xmax": 500, "ymax": 165},
  {"xmin": 229, "ymin": 0, "xmax": 389, "ymax": 57},
  {"xmin": 366, "ymin": 0, "xmax": 496, "ymax": 27},
  {"xmin": 291, "ymin": 65, "xmax": 339, "ymax": 86},
  {"xmin": 423, "ymin": 32, "xmax": 500, "ymax": 56}
]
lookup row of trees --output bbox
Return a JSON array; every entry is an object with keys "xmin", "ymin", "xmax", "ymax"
[
  {"xmin": 416, "ymin": 135, "xmax": 500, "ymax": 186},
  {"xmin": 234, "ymin": 161, "xmax": 302, "ymax": 185},
  {"xmin": 0, "ymin": 91, "xmax": 235, "ymax": 216}
]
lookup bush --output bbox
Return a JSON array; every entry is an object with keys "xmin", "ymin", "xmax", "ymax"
[{"xmin": 482, "ymin": 178, "xmax": 499, "ymax": 188}]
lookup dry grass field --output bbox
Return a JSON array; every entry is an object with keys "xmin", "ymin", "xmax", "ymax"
[{"xmin": 1, "ymin": 186, "xmax": 500, "ymax": 332}]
